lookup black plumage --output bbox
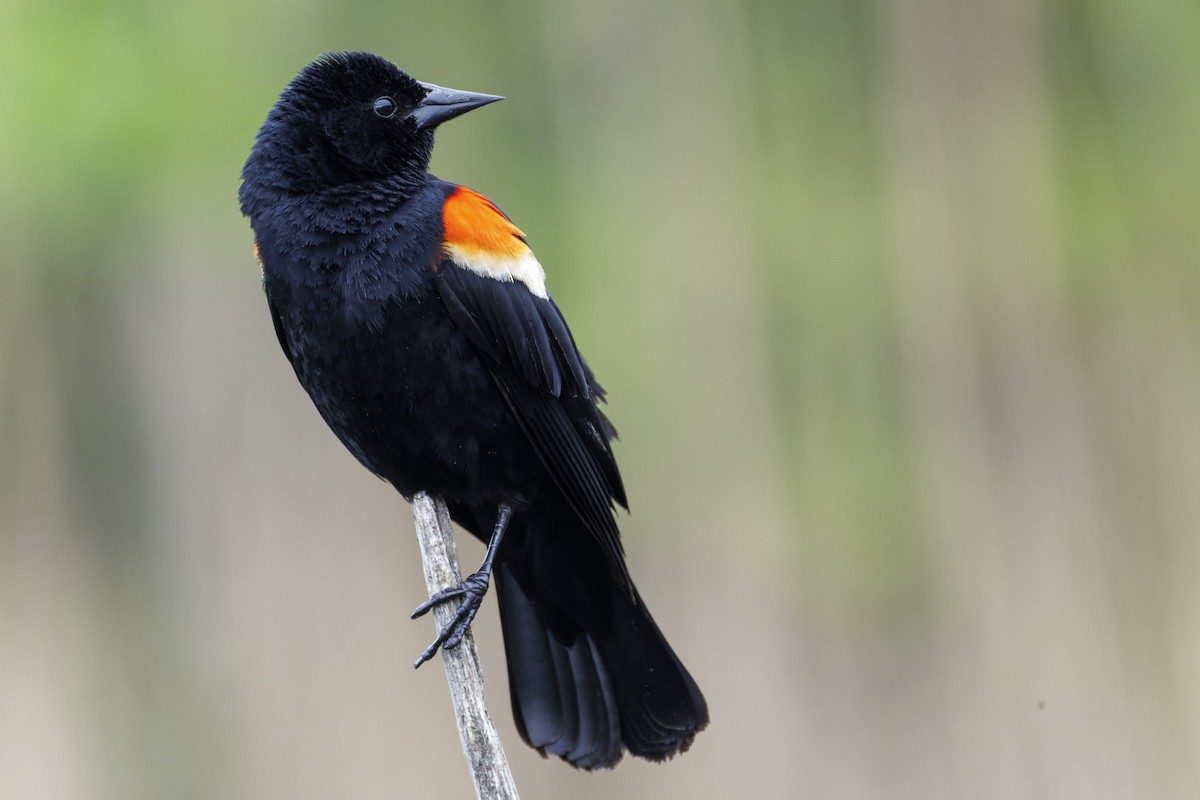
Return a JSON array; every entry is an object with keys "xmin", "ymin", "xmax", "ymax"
[{"xmin": 239, "ymin": 51, "xmax": 707, "ymax": 768}]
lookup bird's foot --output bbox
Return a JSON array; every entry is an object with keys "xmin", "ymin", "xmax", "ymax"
[{"xmin": 410, "ymin": 570, "xmax": 491, "ymax": 668}]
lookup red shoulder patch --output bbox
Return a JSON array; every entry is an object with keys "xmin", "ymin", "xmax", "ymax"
[
  {"xmin": 442, "ymin": 186, "xmax": 528, "ymax": 259},
  {"xmin": 440, "ymin": 185, "xmax": 548, "ymax": 298}
]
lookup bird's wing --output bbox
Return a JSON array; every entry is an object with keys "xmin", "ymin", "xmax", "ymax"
[
  {"xmin": 258, "ymin": 239, "xmax": 297, "ymax": 366},
  {"xmin": 266, "ymin": 292, "xmax": 295, "ymax": 365},
  {"xmin": 432, "ymin": 185, "xmax": 629, "ymax": 577}
]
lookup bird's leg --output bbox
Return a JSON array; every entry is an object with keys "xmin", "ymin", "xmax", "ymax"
[{"xmin": 411, "ymin": 504, "xmax": 513, "ymax": 668}]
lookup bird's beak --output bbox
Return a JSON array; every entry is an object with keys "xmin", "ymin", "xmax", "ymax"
[{"xmin": 409, "ymin": 82, "xmax": 503, "ymax": 130}]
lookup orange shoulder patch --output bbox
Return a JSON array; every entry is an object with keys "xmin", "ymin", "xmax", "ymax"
[
  {"xmin": 442, "ymin": 186, "xmax": 528, "ymax": 259},
  {"xmin": 441, "ymin": 186, "xmax": 548, "ymax": 298}
]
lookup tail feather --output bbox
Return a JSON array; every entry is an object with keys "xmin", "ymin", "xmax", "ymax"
[
  {"xmin": 496, "ymin": 563, "xmax": 708, "ymax": 769},
  {"xmin": 497, "ymin": 568, "xmax": 624, "ymax": 767},
  {"xmin": 599, "ymin": 600, "xmax": 708, "ymax": 761},
  {"xmin": 562, "ymin": 636, "xmax": 622, "ymax": 767}
]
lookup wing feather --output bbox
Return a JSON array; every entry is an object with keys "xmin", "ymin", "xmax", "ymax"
[{"xmin": 432, "ymin": 254, "xmax": 629, "ymax": 580}]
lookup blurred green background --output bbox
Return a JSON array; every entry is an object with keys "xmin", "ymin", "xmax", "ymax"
[{"xmin": 2, "ymin": 0, "xmax": 1199, "ymax": 797}]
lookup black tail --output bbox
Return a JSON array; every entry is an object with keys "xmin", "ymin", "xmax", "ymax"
[{"xmin": 495, "ymin": 561, "xmax": 708, "ymax": 769}]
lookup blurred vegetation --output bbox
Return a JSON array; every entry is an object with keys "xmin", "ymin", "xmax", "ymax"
[{"xmin": 2, "ymin": 0, "xmax": 1199, "ymax": 798}]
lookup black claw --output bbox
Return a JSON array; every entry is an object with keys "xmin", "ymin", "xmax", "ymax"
[
  {"xmin": 411, "ymin": 504, "xmax": 513, "ymax": 669},
  {"xmin": 411, "ymin": 585, "xmax": 466, "ymax": 619},
  {"xmin": 411, "ymin": 571, "xmax": 491, "ymax": 668}
]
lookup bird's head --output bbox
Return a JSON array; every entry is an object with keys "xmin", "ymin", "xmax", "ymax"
[{"xmin": 241, "ymin": 52, "xmax": 502, "ymax": 197}]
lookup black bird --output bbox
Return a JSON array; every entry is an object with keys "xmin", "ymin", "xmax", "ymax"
[{"xmin": 239, "ymin": 52, "xmax": 708, "ymax": 768}]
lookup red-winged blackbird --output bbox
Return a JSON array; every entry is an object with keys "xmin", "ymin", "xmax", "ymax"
[{"xmin": 239, "ymin": 52, "xmax": 708, "ymax": 768}]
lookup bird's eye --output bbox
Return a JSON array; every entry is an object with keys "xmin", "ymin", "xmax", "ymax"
[{"xmin": 373, "ymin": 96, "xmax": 398, "ymax": 118}]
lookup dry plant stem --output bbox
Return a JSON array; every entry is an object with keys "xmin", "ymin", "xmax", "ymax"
[{"xmin": 410, "ymin": 491, "xmax": 521, "ymax": 800}]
